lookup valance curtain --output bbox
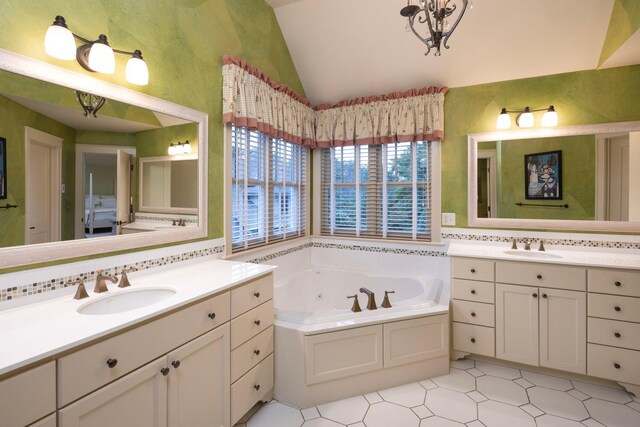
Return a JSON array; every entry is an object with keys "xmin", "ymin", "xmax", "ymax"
[{"xmin": 222, "ymin": 56, "xmax": 447, "ymax": 148}]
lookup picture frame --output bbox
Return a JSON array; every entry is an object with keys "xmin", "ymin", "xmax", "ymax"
[
  {"xmin": 524, "ymin": 150, "xmax": 562, "ymax": 200},
  {"xmin": 0, "ymin": 137, "xmax": 6, "ymax": 199}
]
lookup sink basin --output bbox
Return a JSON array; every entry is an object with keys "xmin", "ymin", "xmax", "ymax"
[
  {"xmin": 77, "ymin": 287, "xmax": 177, "ymax": 315},
  {"xmin": 503, "ymin": 250, "xmax": 562, "ymax": 259}
]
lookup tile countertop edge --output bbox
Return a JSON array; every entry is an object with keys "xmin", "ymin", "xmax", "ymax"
[
  {"xmin": 447, "ymin": 241, "xmax": 640, "ymax": 270},
  {"xmin": 0, "ymin": 258, "xmax": 276, "ymax": 378}
]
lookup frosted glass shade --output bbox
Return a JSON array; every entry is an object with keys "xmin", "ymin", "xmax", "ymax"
[
  {"xmin": 45, "ymin": 24, "xmax": 76, "ymax": 60},
  {"xmin": 496, "ymin": 109, "xmax": 511, "ymax": 129},
  {"xmin": 88, "ymin": 38, "xmax": 115, "ymax": 74},
  {"xmin": 183, "ymin": 141, "xmax": 192, "ymax": 154},
  {"xmin": 517, "ymin": 108, "xmax": 534, "ymax": 128},
  {"xmin": 168, "ymin": 144, "xmax": 176, "ymax": 155},
  {"xmin": 542, "ymin": 107, "xmax": 558, "ymax": 127},
  {"xmin": 126, "ymin": 54, "xmax": 149, "ymax": 86}
]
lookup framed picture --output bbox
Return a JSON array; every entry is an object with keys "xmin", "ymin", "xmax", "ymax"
[
  {"xmin": 0, "ymin": 137, "xmax": 6, "ymax": 199},
  {"xmin": 524, "ymin": 150, "xmax": 562, "ymax": 200}
]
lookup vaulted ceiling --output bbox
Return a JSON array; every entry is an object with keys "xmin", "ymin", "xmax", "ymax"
[{"xmin": 266, "ymin": 0, "xmax": 640, "ymax": 105}]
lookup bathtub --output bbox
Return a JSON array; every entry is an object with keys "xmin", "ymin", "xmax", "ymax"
[{"xmin": 273, "ymin": 267, "xmax": 450, "ymax": 408}]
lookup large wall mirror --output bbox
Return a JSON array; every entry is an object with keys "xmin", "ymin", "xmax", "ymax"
[
  {"xmin": 468, "ymin": 121, "xmax": 640, "ymax": 232},
  {"xmin": 0, "ymin": 49, "xmax": 207, "ymax": 268}
]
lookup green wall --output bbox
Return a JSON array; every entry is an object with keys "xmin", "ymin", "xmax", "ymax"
[
  {"xmin": 443, "ymin": 65, "xmax": 640, "ymax": 228},
  {"xmin": 599, "ymin": 0, "xmax": 640, "ymax": 66}
]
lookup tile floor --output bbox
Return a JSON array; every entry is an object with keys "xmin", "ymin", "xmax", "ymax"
[{"xmin": 235, "ymin": 359, "xmax": 640, "ymax": 427}]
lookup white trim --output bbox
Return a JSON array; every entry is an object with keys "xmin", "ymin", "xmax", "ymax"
[
  {"xmin": 430, "ymin": 140, "xmax": 442, "ymax": 242},
  {"xmin": 138, "ymin": 154, "xmax": 198, "ymax": 215},
  {"xmin": 467, "ymin": 121, "xmax": 640, "ymax": 232},
  {"xmin": 312, "ymin": 149, "xmax": 322, "ymax": 236},
  {"xmin": 0, "ymin": 48, "xmax": 208, "ymax": 269},
  {"xmin": 224, "ymin": 125, "xmax": 233, "ymax": 256}
]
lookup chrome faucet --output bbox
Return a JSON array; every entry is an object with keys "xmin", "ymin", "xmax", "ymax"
[
  {"xmin": 70, "ymin": 279, "xmax": 89, "ymax": 300},
  {"xmin": 524, "ymin": 240, "xmax": 531, "ymax": 250},
  {"xmin": 347, "ymin": 294, "xmax": 362, "ymax": 312},
  {"xmin": 359, "ymin": 287, "xmax": 377, "ymax": 310},
  {"xmin": 94, "ymin": 270, "xmax": 118, "ymax": 293},
  {"xmin": 381, "ymin": 290, "xmax": 395, "ymax": 308}
]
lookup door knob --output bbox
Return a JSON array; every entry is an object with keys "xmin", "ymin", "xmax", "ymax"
[
  {"xmin": 106, "ymin": 358, "xmax": 118, "ymax": 368},
  {"xmin": 161, "ymin": 367, "xmax": 170, "ymax": 376},
  {"xmin": 614, "ymin": 306, "xmax": 621, "ymax": 312},
  {"xmin": 208, "ymin": 312, "xmax": 216, "ymax": 320},
  {"xmin": 254, "ymin": 349, "xmax": 261, "ymax": 356},
  {"xmin": 470, "ymin": 338, "xmax": 476, "ymax": 343},
  {"xmin": 254, "ymin": 384, "xmax": 261, "ymax": 391},
  {"xmin": 471, "ymin": 289, "xmax": 476, "ymax": 295},
  {"xmin": 532, "ymin": 293, "xmax": 538, "ymax": 298},
  {"xmin": 614, "ymin": 332, "xmax": 621, "ymax": 338},
  {"xmin": 471, "ymin": 312, "xmax": 476, "ymax": 317},
  {"xmin": 254, "ymin": 292, "xmax": 261, "ymax": 298},
  {"xmin": 171, "ymin": 360, "xmax": 181, "ymax": 369},
  {"xmin": 254, "ymin": 319, "xmax": 261, "ymax": 326}
]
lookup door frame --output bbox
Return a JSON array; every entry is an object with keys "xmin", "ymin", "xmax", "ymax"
[
  {"xmin": 477, "ymin": 149, "xmax": 498, "ymax": 218},
  {"xmin": 24, "ymin": 127, "xmax": 62, "ymax": 244}
]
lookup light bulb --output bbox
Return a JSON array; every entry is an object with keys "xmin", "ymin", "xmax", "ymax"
[
  {"xmin": 496, "ymin": 108, "xmax": 511, "ymax": 129},
  {"xmin": 517, "ymin": 107, "xmax": 534, "ymax": 128},
  {"xmin": 88, "ymin": 34, "xmax": 115, "ymax": 74},
  {"xmin": 168, "ymin": 143, "xmax": 176, "ymax": 155},
  {"xmin": 44, "ymin": 16, "xmax": 76, "ymax": 60},
  {"xmin": 126, "ymin": 50, "xmax": 149, "ymax": 85},
  {"xmin": 542, "ymin": 105, "xmax": 558, "ymax": 127},
  {"xmin": 183, "ymin": 140, "xmax": 192, "ymax": 154}
]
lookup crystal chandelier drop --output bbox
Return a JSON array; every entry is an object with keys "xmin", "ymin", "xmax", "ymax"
[{"xmin": 400, "ymin": 0, "xmax": 470, "ymax": 57}]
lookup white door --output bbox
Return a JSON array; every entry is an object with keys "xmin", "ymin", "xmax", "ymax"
[
  {"xmin": 168, "ymin": 324, "xmax": 230, "ymax": 427},
  {"xmin": 539, "ymin": 288, "xmax": 586, "ymax": 374},
  {"xmin": 496, "ymin": 283, "xmax": 539, "ymax": 366},
  {"xmin": 608, "ymin": 135, "xmax": 629, "ymax": 221},
  {"xmin": 116, "ymin": 150, "xmax": 132, "ymax": 234}
]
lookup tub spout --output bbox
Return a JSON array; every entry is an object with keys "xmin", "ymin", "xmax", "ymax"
[
  {"xmin": 381, "ymin": 290, "xmax": 395, "ymax": 308},
  {"xmin": 347, "ymin": 294, "xmax": 362, "ymax": 312},
  {"xmin": 359, "ymin": 287, "xmax": 377, "ymax": 310}
]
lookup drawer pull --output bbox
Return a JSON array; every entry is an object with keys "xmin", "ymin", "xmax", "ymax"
[
  {"xmin": 208, "ymin": 312, "xmax": 216, "ymax": 320},
  {"xmin": 542, "ymin": 294, "xmax": 548, "ymax": 299},
  {"xmin": 254, "ymin": 349, "xmax": 261, "ymax": 356},
  {"xmin": 254, "ymin": 319, "xmax": 261, "ymax": 326},
  {"xmin": 614, "ymin": 306, "xmax": 621, "ymax": 312},
  {"xmin": 254, "ymin": 384, "xmax": 261, "ymax": 391},
  {"xmin": 171, "ymin": 360, "xmax": 181, "ymax": 369},
  {"xmin": 471, "ymin": 312, "xmax": 476, "ymax": 317},
  {"xmin": 536, "ymin": 274, "xmax": 542, "ymax": 280},
  {"xmin": 106, "ymin": 358, "xmax": 118, "ymax": 369},
  {"xmin": 615, "ymin": 281, "xmax": 622, "ymax": 287},
  {"xmin": 532, "ymin": 293, "xmax": 538, "ymax": 298},
  {"xmin": 161, "ymin": 367, "xmax": 170, "ymax": 376},
  {"xmin": 471, "ymin": 289, "xmax": 476, "ymax": 295},
  {"xmin": 254, "ymin": 292, "xmax": 261, "ymax": 298},
  {"xmin": 470, "ymin": 338, "xmax": 476, "ymax": 343},
  {"xmin": 470, "ymin": 268, "xmax": 476, "ymax": 273},
  {"xmin": 614, "ymin": 363, "xmax": 621, "ymax": 369},
  {"xmin": 614, "ymin": 332, "xmax": 621, "ymax": 338}
]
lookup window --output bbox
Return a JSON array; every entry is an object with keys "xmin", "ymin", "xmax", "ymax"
[
  {"xmin": 321, "ymin": 142, "xmax": 434, "ymax": 241},
  {"xmin": 231, "ymin": 125, "xmax": 307, "ymax": 252}
]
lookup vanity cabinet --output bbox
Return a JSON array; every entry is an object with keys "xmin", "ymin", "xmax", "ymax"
[{"xmin": 0, "ymin": 361, "xmax": 56, "ymax": 427}]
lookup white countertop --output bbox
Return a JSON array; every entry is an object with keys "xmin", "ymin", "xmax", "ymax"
[
  {"xmin": 448, "ymin": 241, "xmax": 640, "ymax": 269},
  {"xmin": 122, "ymin": 221, "xmax": 196, "ymax": 231},
  {"xmin": 0, "ymin": 257, "xmax": 275, "ymax": 377}
]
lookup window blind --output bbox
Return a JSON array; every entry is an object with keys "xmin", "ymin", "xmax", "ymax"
[
  {"xmin": 321, "ymin": 142, "xmax": 431, "ymax": 241},
  {"xmin": 231, "ymin": 125, "xmax": 307, "ymax": 252}
]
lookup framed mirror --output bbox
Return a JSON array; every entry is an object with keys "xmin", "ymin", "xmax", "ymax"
[
  {"xmin": 468, "ymin": 121, "xmax": 640, "ymax": 232},
  {"xmin": 0, "ymin": 48, "xmax": 208, "ymax": 268}
]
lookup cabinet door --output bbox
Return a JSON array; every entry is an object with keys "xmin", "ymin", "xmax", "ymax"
[
  {"xmin": 168, "ymin": 323, "xmax": 230, "ymax": 427},
  {"xmin": 59, "ymin": 357, "xmax": 167, "ymax": 427},
  {"xmin": 539, "ymin": 288, "xmax": 586, "ymax": 374},
  {"xmin": 496, "ymin": 284, "xmax": 539, "ymax": 366}
]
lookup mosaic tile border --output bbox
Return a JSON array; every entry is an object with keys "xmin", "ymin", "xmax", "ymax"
[
  {"xmin": 0, "ymin": 244, "xmax": 225, "ymax": 302},
  {"xmin": 248, "ymin": 242, "xmax": 313, "ymax": 264},
  {"xmin": 443, "ymin": 233, "xmax": 640, "ymax": 250}
]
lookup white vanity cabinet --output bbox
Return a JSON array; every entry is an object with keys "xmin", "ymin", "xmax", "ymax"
[{"xmin": 0, "ymin": 361, "xmax": 56, "ymax": 427}]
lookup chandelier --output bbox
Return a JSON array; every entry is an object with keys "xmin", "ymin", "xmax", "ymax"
[{"xmin": 400, "ymin": 0, "xmax": 470, "ymax": 56}]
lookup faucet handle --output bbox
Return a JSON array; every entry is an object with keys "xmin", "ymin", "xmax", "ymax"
[
  {"xmin": 70, "ymin": 279, "xmax": 89, "ymax": 300},
  {"xmin": 538, "ymin": 240, "xmax": 546, "ymax": 252},
  {"xmin": 347, "ymin": 294, "xmax": 362, "ymax": 312},
  {"xmin": 524, "ymin": 239, "xmax": 531, "ymax": 250},
  {"xmin": 118, "ymin": 269, "xmax": 133, "ymax": 288},
  {"xmin": 381, "ymin": 290, "xmax": 395, "ymax": 308},
  {"xmin": 511, "ymin": 239, "xmax": 518, "ymax": 250}
]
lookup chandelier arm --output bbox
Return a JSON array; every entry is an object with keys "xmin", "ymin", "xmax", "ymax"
[
  {"xmin": 408, "ymin": 12, "xmax": 433, "ymax": 55},
  {"xmin": 442, "ymin": 0, "xmax": 468, "ymax": 50}
]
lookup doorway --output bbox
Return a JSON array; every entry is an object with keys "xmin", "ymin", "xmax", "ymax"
[{"xmin": 477, "ymin": 149, "xmax": 497, "ymax": 219}]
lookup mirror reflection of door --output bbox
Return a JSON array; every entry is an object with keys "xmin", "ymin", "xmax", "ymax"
[
  {"xmin": 477, "ymin": 149, "xmax": 497, "ymax": 219},
  {"xmin": 607, "ymin": 135, "xmax": 629, "ymax": 221},
  {"xmin": 116, "ymin": 150, "xmax": 132, "ymax": 234}
]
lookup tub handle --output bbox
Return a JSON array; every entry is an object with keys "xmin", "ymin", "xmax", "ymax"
[
  {"xmin": 381, "ymin": 290, "xmax": 395, "ymax": 308},
  {"xmin": 347, "ymin": 295, "xmax": 362, "ymax": 312}
]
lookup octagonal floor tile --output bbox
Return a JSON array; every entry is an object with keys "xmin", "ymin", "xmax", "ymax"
[
  {"xmin": 450, "ymin": 358, "xmax": 475, "ymax": 369},
  {"xmin": 364, "ymin": 402, "xmax": 419, "ymax": 427},
  {"xmin": 301, "ymin": 418, "xmax": 343, "ymax": 427},
  {"xmin": 378, "ymin": 382, "xmax": 426, "ymax": 408},
  {"xmin": 478, "ymin": 400, "xmax": 535, "ymax": 427},
  {"xmin": 475, "ymin": 361, "xmax": 521, "ymax": 380},
  {"xmin": 247, "ymin": 402, "xmax": 303, "ymax": 427},
  {"xmin": 535, "ymin": 414, "xmax": 584, "ymax": 427},
  {"xmin": 477, "ymin": 375, "xmax": 529, "ymax": 406},
  {"xmin": 317, "ymin": 395, "xmax": 369, "ymax": 425},
  {"xmin": 528, "ymin": 386, "xmax": 588, "ymax": 421},
  {"xmin": 432, "ymin": 368, "xmax": 477, "ymax": 393},
  {"xmin": 585, "ymin": 398, "xmax": 640, "ymax": 427},
  {"xmin": 572, "ymin": 380, "xmax": 632, "ymax": 404},
  {"xmin": 424, "ymin": 388, "xmax": 477, "ymax": 423},
  {"xmin": 521, "ymin": 371, "xmax": 572, "ymax": 391},
  {"xmin": 419, "ymin": 416, "xmax": 465, "ymax": 426}
]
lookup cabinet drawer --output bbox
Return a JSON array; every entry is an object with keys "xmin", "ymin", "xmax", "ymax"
[
  {"xmin": 452, "ymin": 300, "xmax": 495, "ymax": 327},
  {"xmin": 452, "ymin": 279, "xmax": 495, "ymax": 303},
  {"xmin": 587, "ymin": 343, "xmax": 640, "ymax": 384},
  {"xmin": 588, "ymin": 294, "xmax": 640, "ymax": 323},
  {"xmin": 231, "ymin": 326, "xmax": 274, "ymax": 383},
  {"xmin": 589, "ymin": 269, "xmax": 640, "ymax": 297},
  {"xmin": 588, "ymin": 318, "xmax": 640, "ymax": 351},
  {"xmin": 231, "ymin": 274, "xmax": 274, "ymax": 318},
  {"xmin": 231, "ymin": 354, "xmax": 274, "ymax": 425},
  {"xmin": 0, "ymin": 361, "xmax": 56, "ymax": 427},
  {"xmin": 231, "ymin": 300, "xmax": 274, "ymax": 349},
  {"xmin": 452, "ymin": 322, "xmax": 495, "ymax": 357},
  {"xmin": 383, "ymin": 315, "xmax": 448, "ymax": 368},
  {"xmin": 496, "ymin": 261, "xmax": 586, "ymax": 291},
  {"xmin": 29, "ymin": 414, "xmax": 56, "ymax": 427},
  {"xmin": 451, "ymin": 257, "xmax": 494, "ymax": 281},
  {"xmin": 58, "ymin": 291, "xmax": 230, "ymax": 407}
]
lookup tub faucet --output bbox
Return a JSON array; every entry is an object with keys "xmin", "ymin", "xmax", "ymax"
[
  {"xmin": 538, "ymin": 240, "xmax": 546, "ymax": 252},
  {"xmin": 347, "ymin": 294, "xmax": 362, "ymax": 312},
  {"xmin": 95, "ymin": 270, "xmax": 118, "ymax": 293},
  {"xmin": 359, "ymin": 287, "xmax": 377, "ymax": 310},
  {"xmin": 381, "ymin": 290, "xmax": 395, "ymax": 308}
]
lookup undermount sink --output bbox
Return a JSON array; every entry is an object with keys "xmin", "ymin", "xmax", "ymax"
[
  {"xmin": 503, "ymin": 249, "xmax": 562, "ymax": 259},
  {"xmin": 77, "ymin": 287, "xmax": 177, "ymax": 315}
]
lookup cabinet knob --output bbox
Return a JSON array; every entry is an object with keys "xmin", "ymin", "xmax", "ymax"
[
  {"xmin": 106, "ymin": 358, "xmax": 118, "ymax": 369},
  {"xmin": 615, "ymin": 281, "xmax": 622, "ymax": 287},
  {"xmin": 171, "ymin": 360, "xmax": 181, "ymax": 369},
  {"xmin": 542, "ymin": 294, "xmax": 547, "ymax": 299},
  {"xmin": 614, "ymin": 332, "xmax": 621, "ymax": 338},
  {"xmin": 532, "ymin": 293, "xmax": 538, "ymax": 298},
  {"xmin": 614, "ymin": 306, "xmax": 621, "ymax": 312},
  {"xmin": 254, "ymin": 349, "xmax": 261, "ymax": 356},
  {"xmin": 536, "ymin": 274, "xmax": 542, "ymax": 280},
  {"xmin": 471, "ymin": 289, "xmax": 476, "ymax": 295},
  {"xmin": 254, "ymin": 384, "xmax": 261, "ymax": 391},
  {"xmin": 614, "ymin": 363, "xmax": 621, "ymax": 369},
  {"xmin": 161, "ymin": 367, "xmax": 170, "ymax": 376},
  {"xmin": 471, "ymin": 312, "xmax": 476, "ymax": 317},
  {"xmin": 470, "ymin": 268, "xmax": 476, "ymax": 273},
  {"xmin": 254, "ymin": 319, "xmax": 261, "ymax": 326},
  {"xmin": 208, "ymin": 312, "xmax": 216, "ymax": 320},
  {"xmin": 470, "ymin": 338, "xmax": 476, "ymax": 343},
  {"xmin": 254, "ymin": 292, "xmax": 261, "ymax": 298}
]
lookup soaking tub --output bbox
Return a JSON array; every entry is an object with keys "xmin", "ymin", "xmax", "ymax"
[{"xmin": 273, "ymin": 266, "xmax": 450, "ymax": 408}]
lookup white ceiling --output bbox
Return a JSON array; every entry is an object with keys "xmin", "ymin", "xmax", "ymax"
[{"xmin": 267, "ymin": 0, "xmax": 622, "ymax": 105}]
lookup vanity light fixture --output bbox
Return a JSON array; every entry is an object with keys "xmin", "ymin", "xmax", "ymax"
[
  {"xmin": 44, "ymin": 15, "xmax": 149, "ymax": 85},
  {"xmin": 400, "ymin": 0, "xmax": 471, "ymax": 57},
  {"xmin": 168, "ymin": 141, "xmax": 192, "ymax": 156},
  {"xmin": 496, "ymin": 105, "xmax": 558, "ymax": 129}
]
